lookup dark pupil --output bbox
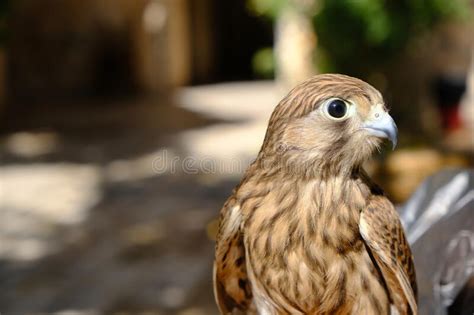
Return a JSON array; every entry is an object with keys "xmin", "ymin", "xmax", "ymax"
[{"xmin": 328, "ymin": 100, "xmax": 347, "ymax": 118}]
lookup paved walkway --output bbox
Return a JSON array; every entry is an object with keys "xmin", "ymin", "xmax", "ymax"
[{"xmin": 0, "ymin": 82, "xmax": 280, "ymax": 315}]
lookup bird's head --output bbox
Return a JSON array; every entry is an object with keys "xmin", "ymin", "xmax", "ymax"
[{"xmin": 258, "ymin": 74, "xmax": 397, "ymax": 178}]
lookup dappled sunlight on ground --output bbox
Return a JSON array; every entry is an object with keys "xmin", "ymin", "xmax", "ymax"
[
  {"xmin": 176, "ymin": 82, "xmax": 278, "ymax": 179},
  {"xmin": 0, "ymin": 97, "xmax": 224, "ymax": 315},
  {"xmin": 0, "ymin": 163, "xmax": 101, "ymax": 261},
  {"xmin": 4, "ymin": 132, "xmax": 60, "ymax": 158}
]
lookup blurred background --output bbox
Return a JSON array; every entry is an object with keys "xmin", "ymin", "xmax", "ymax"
[{"xmin": 0, "ymin": 0, "xmax": 473, "ymax": 314}]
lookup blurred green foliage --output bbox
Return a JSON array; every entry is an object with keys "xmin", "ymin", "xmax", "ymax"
[
  {"xmin": 252, "ymin": 47, "xmax": 275, "ymax": 78},
  {"xmin": 248, "ymin": 0, "xmax": 470, "ymax": 76}
]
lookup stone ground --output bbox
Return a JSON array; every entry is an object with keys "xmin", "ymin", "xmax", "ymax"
[{"xmin": 0, "ymin": 82, "xmax": 278, "ymax": 315}]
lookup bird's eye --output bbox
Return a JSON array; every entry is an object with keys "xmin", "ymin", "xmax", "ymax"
[{"xmin": 326, "ymin": 99, "xmax": 347, "ymax": 119}]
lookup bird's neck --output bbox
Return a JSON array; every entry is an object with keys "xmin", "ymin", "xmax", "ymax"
[
  {"xmin": 243, "ymin": 160, "xmax": 372, "ymax": 204},
  {"xmin": 255, "ymin": 153, "xmax": 363, "ymax": 181}
]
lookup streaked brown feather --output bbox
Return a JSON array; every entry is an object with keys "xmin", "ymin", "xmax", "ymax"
[
  {"xmin": 360, "ymin": 196, "xmax": 418, "ymax": 315},
  {"xmin": 214, "ymin": 196, "xmax": 256, "ymax": 314}
]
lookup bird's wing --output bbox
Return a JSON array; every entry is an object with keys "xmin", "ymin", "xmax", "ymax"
[
  {"xmin": 359, "ymin": 195, "xmax": 418, "ymax": 315},
  {"xmin": 213, "ymin": 197, "xmax": 254, "ymax": 314}
]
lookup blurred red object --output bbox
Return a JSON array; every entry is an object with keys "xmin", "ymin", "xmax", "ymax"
[{"xmin": 433, "ymin": 75, "xmax": 466, "ymax": 132}]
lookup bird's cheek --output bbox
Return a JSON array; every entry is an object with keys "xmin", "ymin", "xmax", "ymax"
[
  {"xmin": 345, "ymin": 131, "xmax": 380, "ymax": 162},
  {"xmin": 281, "ymin": 125, "xmax": 318, "ymax": 151}
]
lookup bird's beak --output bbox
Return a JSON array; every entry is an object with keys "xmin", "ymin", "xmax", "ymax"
[{"xmin": 362, "ymin": 107, "xmax": 398, "ymax": 150}]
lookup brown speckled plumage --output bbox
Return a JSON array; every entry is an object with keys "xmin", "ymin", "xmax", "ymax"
[{"xmin": 213, "ymin": 74, "xmax": 417, "ymax": 315}]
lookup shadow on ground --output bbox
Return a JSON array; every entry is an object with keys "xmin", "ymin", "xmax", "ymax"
[{"xmin": 0, "ymin": 95, "xmax": 242, "ymax": 315}]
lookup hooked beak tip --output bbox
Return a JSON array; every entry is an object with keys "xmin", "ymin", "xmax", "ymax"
[
  {"xmin": 391, "ymin": 133, "xmax": 398, "ymax": 150},
  {"xmin": 363, "ymin": 127, "xmax": 397, "ymax": 149}
]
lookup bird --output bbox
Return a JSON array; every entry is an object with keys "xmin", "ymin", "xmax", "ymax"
[{"xmin": 213, "ymin": 74, "xmax": 417, "ymax": 315}]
